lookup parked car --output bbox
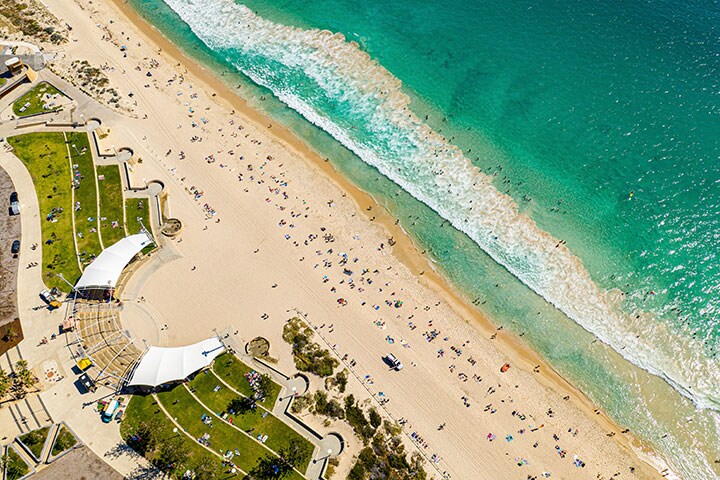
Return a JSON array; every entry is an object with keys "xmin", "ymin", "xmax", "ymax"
[
  {"xmin": 40, "ymin": 289, "xmax": 62, "ymax": 309},
  {"xmin": 78, "ymin": 372, "xmax": 96, "ymax": 393},
  {"xmin": 9, "ymin": 192, "xmax": 19, "ymax": 215},
  {"xmin": 383, "ymin": 353, "xmax": 404, "ymax": 371},
  {"xmin": 102, "ymin": 399, "xmax": 119, "ymax": 423},
  {"xmin": 11, "ymin": 240, "xmax": 20, "ymax": 254}
]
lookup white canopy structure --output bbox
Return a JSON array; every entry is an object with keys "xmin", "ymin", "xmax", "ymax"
[
  {"xmin": 75, "ymin": 233, "xmax": 153, "ymax": 290},
  {"xmin": 127, "ymin": 337, "xmax": 225, "ymax": 387}
]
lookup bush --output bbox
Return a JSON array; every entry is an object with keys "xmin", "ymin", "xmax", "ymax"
[
  {"xmin": 51, "ymin": 426, "xmax": 77, "ymax": 456},
  {"xmin": 344, "ymin": 395, "xmax": 375, "ymax": 443},
  {"xmin": 290, "ymin": 394, "xmax": 310, "ymax": 414},
  {"xmin": 368, "ymin": 408, "xmax": 382, "ymax": 429},
  {"xmin": 348, "ymin": 434, "xmax": 427, "ymax": 480},
  {"xmin": 314, "ymin": 391, "xmax": 344, "ymax": 420},
  {"xmin": 282, "ymin": 318, "xmax": 338, "ymax": 377}
]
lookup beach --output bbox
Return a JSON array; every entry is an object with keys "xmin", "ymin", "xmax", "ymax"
[{"xmin": 26, "ymin": 0, "xmax": 676, "ymax": 478}]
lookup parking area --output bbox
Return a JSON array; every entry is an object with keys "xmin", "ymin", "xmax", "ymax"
[{"xmin": 0, "ymin": 165, "xmax": 22, "ymax": 353}]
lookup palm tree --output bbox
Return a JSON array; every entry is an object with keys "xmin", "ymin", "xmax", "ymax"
[
  {"xmin": 0, "ymin": 368, "xmax": 10, "ymax": 399},
  {"xmin": 12, "ymin": 360, "xmax": 36, "ymax": 397},
  {"xmin": 3, "ymin": 326, "xmax": 18, "ymax": 342}
]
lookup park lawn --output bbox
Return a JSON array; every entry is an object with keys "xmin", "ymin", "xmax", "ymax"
[
  {"xmin": 191, "ymin": 370, "xmax": 312, "ymax": 471},
  {"xmin": 8, "ymin": 133, "xmax": 80, "ymax": 291},
  {"xmin": 212, "ymin": 353, "xmax": 281, "ymax": 408},
  {"xmin": 157, "ymin": 385, "xmax": 303, "ymax": 480},
  {"xmin": 3, "ymin": 446, "xmax": 30, "ymax": 480},
  {"xmin": 125, "ymin": 198, "xmax": 155, "ymax": 254},
  {"xmin": 12, "ymin": 81, "xmax": 65, "ymax": 117},
  {"xmin": 65, "ymin": 131, "xmax": 102, "ymax": 266},
  {"xmin": 96, "ymin": 165, "xmax": 126, "ymax": 246},
  {"xmin": 124, "ymin": 198, "xmax": 148, "ymax": 235},
  {"xmin": 50, "ymin": 425, "xmax": 77, "ymax": 456},
  {"xmin": 18, "ymin": 425, "xmax": 50, "ymax": 460},
  {"xmin": 121, "ymin": 393, "xmax": 225, "ymax": 478}
]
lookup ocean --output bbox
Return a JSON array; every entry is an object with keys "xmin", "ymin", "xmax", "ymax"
[{"xmin": 126, "ymin": 0, "xmax": 720, "ymax": 477}]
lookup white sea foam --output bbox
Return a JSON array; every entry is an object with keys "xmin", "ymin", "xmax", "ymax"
[{"xmin": 162, "ymin": 0, "xmax": 720, "ymax": 411}]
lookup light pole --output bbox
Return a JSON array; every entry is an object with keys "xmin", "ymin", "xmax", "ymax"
[
  {"xmin": 284, "ymin": 385, "xmax": 297, "ymax": 400},
  {"xmin": 313, "ymin": 449, "xmax": 332, "ymax": 464}
]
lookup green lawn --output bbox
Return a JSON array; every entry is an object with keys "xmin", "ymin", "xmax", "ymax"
[
  {"xmin": 13, "ymin": 81, "xmax": 65, "ymax": 117},
  {"xmin": 125, "ymin": 198, "xmax": 149, "ymax": 235},
  {"xmin": 50, "ymin": 425, "xmax": 77, "ymax": 456},
  {"xmin": 65, "ymin": 132, "xmax": 102, "ymax": 267},
  {"xmin": 157, "ymin": 385, "xmax": 303, "ymax": 480},
  {"xmin": 190, "ymin": 370, "xmax": 312, "ymax": 471},
  {"xmin": 8, "ymin": 133, "xmax": 81, "ymax": 290},
  {"xmin": 3, "ymin": 447, "xmax": 30, "ymax": 480},
  {"xmin": 96, "ymin": 165, "xmax": 126, "ymax": 246},
  {"xmin": 18, "ymin": 425, "xmax": 50, "ymax": 460},
  {"xmin": 121, "ymin": 393, "xmax": 225, "ymax": 478},
  {"xmin": 0, "ymin": 77, "xmax": 6, "ymax": 88},
  {"xmin": 212, "ymin": 353, "xmax": 281, "ymax": 408},
  {"xmin": 125, "ymin": 198, "xmax": 155, "ymax": 254}
]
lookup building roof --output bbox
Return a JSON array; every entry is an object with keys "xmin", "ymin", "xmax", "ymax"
[
  {"xmin": 74, "ymin": 233, "xmax": 152, "ymax": 290},
  {"xmin": 127, "ymin": 337, "xmax": 225, "ymax": 387}
]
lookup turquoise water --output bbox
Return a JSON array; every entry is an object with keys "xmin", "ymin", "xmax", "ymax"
[{"xmin": 127, "ymin": 0, "xmax": 720, "ymax": 477}]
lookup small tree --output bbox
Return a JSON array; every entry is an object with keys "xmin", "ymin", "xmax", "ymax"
[
  {"xmin": 194, "ymin": 455, "xmax": 218, "ymax": 479},
  {"xmin": 278, "ymin": 438, "xmax": 311, "ymax": 471},
  {"xmin": 156, "ymin": 436, "xmax": 184, "ymax": 472},
  {"xmin": 133, "ymin": 417, "xmax": 162, "ymax": 454},
  {"xmin": 247, "ymin": 454, "xmax": 293, "ymax": 480},
  {"xmin": 255, "ymin": 374, "xmax": 273, "ymax": 401},
  {"xmin": 228, "ymin": 396, "xmax": 256, "ymax": 415}
]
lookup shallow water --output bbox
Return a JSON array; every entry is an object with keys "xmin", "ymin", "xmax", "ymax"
[{"xmin": 127, "ymin": 0, "xmax": 720, "ymax": 477}]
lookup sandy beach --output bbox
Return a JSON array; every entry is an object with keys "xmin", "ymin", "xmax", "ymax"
[{"xmin": 21, "ymin": 0, "xmax": 672, "ymax": 478}]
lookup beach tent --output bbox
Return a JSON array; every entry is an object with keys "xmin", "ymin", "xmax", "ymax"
[
  {"xmin": 74, "ymin": 233, "xmax": 153, "ymax": 290},
  {"xmin": 127, "ymin": 337, "xmax": 225, "ymax": 387}
]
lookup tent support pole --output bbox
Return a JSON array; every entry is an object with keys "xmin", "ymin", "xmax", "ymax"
[{"xmin": 93, "ymin": 338, "xmax": 135, "ymax": 384}]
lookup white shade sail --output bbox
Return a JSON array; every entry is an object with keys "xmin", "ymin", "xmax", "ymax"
[
  {"xmin": 127, "ymin": 337, "xmax": 225, "ymax": 387},
  {"xmin": 75, "ymin": 233, "xmax": 153, "ymax": 289}
]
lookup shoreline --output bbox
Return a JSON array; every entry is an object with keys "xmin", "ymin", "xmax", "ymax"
[{"xmin": 99, "ymin": 0, "xmax": 665, "ymax": 476}]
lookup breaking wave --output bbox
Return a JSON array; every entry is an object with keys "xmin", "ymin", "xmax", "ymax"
[{"xmin": 161, "ymin": 0, "xmax": 720, "ymax": 410}]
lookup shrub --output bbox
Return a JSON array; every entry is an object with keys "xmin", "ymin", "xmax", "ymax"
[{"xmin": 282, "ymin": 318, "xmax": 338, "ymax": 377}]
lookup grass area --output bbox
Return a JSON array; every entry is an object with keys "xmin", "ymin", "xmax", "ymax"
[
  {"xmin": 212, "ymin": 353, "xmax": 281, "ymax": 408},
  {"xmin": 190, "ymin": 370, "xmax": 312, "ymax": 471},
  {"xmin": 12, "ymin": 81, "xmax": 65, "ymax": 117},
  {"xmin": 65, "ymin": 132, "xmax": 102, "ymax": 267},
  {"xmin": 121, "ymin": 393, "xmax": 225, "ymax": 478},
  {"xmin": 50, "ymin": 425, "xmax": 77, "ymax": 456},
  {"xmin": 0, "ymin": 77, "xmax": 6, "ymax": 87},
  {"xmin": 157, "ymin": 385, "xmax": 304, "ymax": 480},
  {"xmin": 124, "ymin": 198, "xmax": 155, "ymax": 254},
  {"xmin": 8, "ymin": 133, "xmax": 80, "ymax": 291},
  {"xmin": 3, "ymin": 447, "xmax": 30, "ymax": 480},
  {"xmin": 18, "ymin": 426, "xmax": 50, "ymax": 460},
  {"xmin": 96, "ymin": 165, "xmax": 126, "ymax": 246}
]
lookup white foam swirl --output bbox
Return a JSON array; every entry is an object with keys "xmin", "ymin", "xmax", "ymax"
[{"xmin": 162, "ymin": 0, "xmax": 720, "ymax": 410}]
